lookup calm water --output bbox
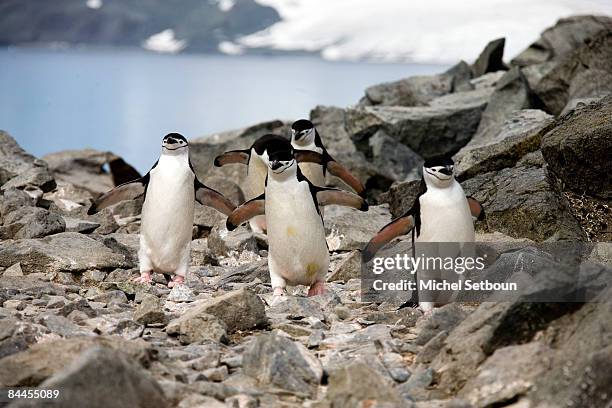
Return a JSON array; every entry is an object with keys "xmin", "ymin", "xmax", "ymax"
[{"xmin": 0, "ymin": 47, "xmax": 446, "ymax": 172}]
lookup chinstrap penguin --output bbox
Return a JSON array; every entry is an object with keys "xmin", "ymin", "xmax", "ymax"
[
  {"xmin": 290, "ymin": 119, "xmax": 366, "ymax": 202},
  {"xmin": 362, "ymin": 157, "xmax": 484, "ymax": 312},
  {"xmin": 215, "ymin": 130, "xmax": 365, "ymax": 233},
  {"xmin": 225, "ymin": 138, "xmax": 368, "ymax": 298},
  {"xmin": 90, "ymin": 133, "xmax": 236, "ymax": 287}
]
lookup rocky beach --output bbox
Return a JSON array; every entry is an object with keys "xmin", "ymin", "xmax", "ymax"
[{"xmin": 0, "ymin": 15, "xmax": 611, "ymax": 408}]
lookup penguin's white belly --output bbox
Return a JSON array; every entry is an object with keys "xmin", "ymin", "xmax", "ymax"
[
  {"xmin": 298, "ymin": 162, "xmax": 326, "ymax": 187},
  {"xmin": 417, "ymin": 185, "xmax": 475, "ymax": 243},
  {"xmin": 243, "ymin": 157, "xmax": 268, "ymax": 232},
  {"xmin": 266, "ymin": 180, "xmax": 329, "ymax": 286},
  {"xmin": 141, "ymin": 165, "xmax": 194, "ymax": 273}
]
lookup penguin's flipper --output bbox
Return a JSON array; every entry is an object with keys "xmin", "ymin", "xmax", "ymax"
[
  {"xmin": 316, "ymin": 188, "xmax": 368, "ymax": 211},
  {"xmin": 466, "ymin": 196, "xmax": 485, "ymax": 221},
  {"xmin": 294, "ymin": 150, "xmax": 325, "ymax": 164},
  {"xmin": 325, "ymin": 161, "xmax": 366, "ymax": 197},
  {"xmin": 214, "ymin": 150, "xmax": 250, "ymax": 167},
  {"xmin": 88, "ymin": 179, "xmax": 146, "ymax": 215},
  {"xmin": 226, "ymin": 194, "xmax": 265, "ymax": 231},
  {"xmin": 362, "ymin": 215, "xmax": 415, "ymax": 263},
  {"xmin": 195, "ymin": 180, "xmax": 236, "ymax": 216}
]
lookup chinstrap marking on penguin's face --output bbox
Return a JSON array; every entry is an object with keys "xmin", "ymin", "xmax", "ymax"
[
  {"xmin": 291, "ymin": 119, "xmax": 316, "ymax": 143},
  {"xmin": 423, "ymin": 157, "xmax": 455, "ymax": 188},
  {"xmin": 162, "ymin": 133, "xmax": 189, "ymax": 151}
]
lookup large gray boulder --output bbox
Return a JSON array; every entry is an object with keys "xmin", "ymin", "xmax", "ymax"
[
  {"xmin": 8, "ymin": 347, "xmax": 167, "ymax": 408},
  {"xmin": 43, "ymin": 149, "xmax": 139, "ymax": 196},
  {"xmin": 471, "ymin": 38, "xmax": 506, "ymax": 77},
  {"xmin": 462, "ymin": 161, "xmax": 585, "ymax": 241},
  {"xmin": 359, "ymin": 61, "xmax": 472, "ymax": 107},
  {"xmin": 243, "ymin": 333, "xmax": 323, "ymax": 398},
  {"xmin": 541, "ymin": 95, "xmax": 612, "ymax": 199},
  {"xmin": 470, "ymin": 67, "xmax": 534, "ymax": 144},
  {"xmin": 347, "ymin": 87, "xmax": 494, "ymax": 160},
  {"xmin": 324, "ymin": 362, "xmax": 402, "ymax": 407},
  {"xmin": 0, "ymin": 336, "xmax": 153, "ymax": 387},
  {"xmin": 0, "ymin": 232, "xmax": 132, "ymax": 274},
  {"xmin": 512, "ymin": 15, "xmax": 612, "ymax": 66},
  {"xmin": 0, "ymin": 131, "xmax": 55, "ymax": 192},
  {"xmin": 535, "ymin": 30, "xmax": 612, "ymax": 115},
  {"xmin": 454, "ymin": 109, "xmax": 553, "ymax": 180},
  {"xmin": 167, "ymin": 288, "xmax": 266, "ymax": 334}
]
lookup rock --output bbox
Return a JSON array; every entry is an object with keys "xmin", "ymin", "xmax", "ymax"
[
  {"xmin": 194, "ymin": 203, "xmax": 226, "ymax": 230},
  {"xmin": 454, "ymin": 109, "xmax": 553, "ymax": 180},
  {"xmin": 167, "ymin": 312, "xmax": 228, "ymax": 344},
  {"xmin": 458, "ymin": 342, "xmax": 553, "ymax": 407},
  {"xmin": 42, "ymin": 149, "xmax": 139, "ymax": 196},
  {"xmin": 367, "ymin": 130, "xmax": 424, "ymax": 182},
  {"xmin": 380, "ymin": 179, "xmax": 422, "ymax": 218},
  {"xmin": 216, "ymin": 258, "xmax": 269, "ymax": 286},
  {"xmin": 167, "ymin": 285, "xmax": 195, "ymax": 302},
  {"xmin": 16, "ymin": 347, "xmax": 167, "ymax": 408},
  {"xmin": 325, "ymin": 204, "xmax": 391, "ymax": 251},
  {"xmin": 511, "ymin": 15, "xmax": 612, "ymax": 66},
  {"xmin": 0, "ymin": 318, "xmax": 45, "ymax": 359},
  {"xmin": 3, "ymin": 262, "xmax": 23, "ymax": 277},
  {"xmin": 0, "ymin": 336, "xmax": 153, "ymax": 387},
  {"xmin": 309, "ymin": 105, "xmax": 387, "ymax": 200},
  {"xmin": 0, "ymin": 131, "xmax": 56, "ymax": 192},
  {"xmin": 168, "ymin": 288, "xmax": 266, "ymax": 334},
  {"xmin": 38, "ymin": 314, "xmax": 91, "ymax": 338},
  {"xmin": 471, "ymin": 38, "xmax": 506, "ymax": 78},
  {"xmin": 470, "ymin": 67, "xmax": 534, "ymax": 144},
  {"xmin": 63, "ymin": 216, "xmax": 100, "ymax": 233},
  {"xmin": 0, "ymin": 206, "xmax": 65, "ymax": 239},
  {"xmin": 208, "ymin": 224, "xmax": 258, "ymax": 257},
  {"xmin": 134, "ymin": 294, "xmax": 166, "ymax": 325},
  {"xmin": 541, "ymin": 95, "xmax": 612, "ymax": 199},
  {"xmin": 429, "ymin": 301, "xmax": 584, "ymax": 395},
  {"xmin": 243, "ymin": 333, "xmax": 322, "ymax": 398},
  {"xmin": 469, "ymin": 71, "xmax": 506, "ymax": 89},
  {"xmin": 43, "ymin": 180, "xmax": 95, "ymax": 212},
  {"xmin": 0, "ymin": 232, "xmax": 132, "ymax": 273},
  {"xmin": 415, "ymin": 304, "xmax": 469, "ymax": 346},
  {"xmin": 347, "ymin": 87, "xmax": 494, "ymax": 160},
  {"xmin": 325, "ymin": 362, "xmax": 401, "ymax": 407},
  {"xmin": 267, "ymin": 296, "xmax": 326, "ymax": 322},
  {"xmin": 359, "ymin": 62, "xmax": 472, "ymax": 107},
  {"xmin": 462, "ymin": 162, "xmax": 585, "ymax": 241},
  {"xmin": 328, "ymin": 251, "xmax": 361, "ymax": 282},
  {"xmin": 397, "ymin": 367, "xmax": 434, "ymax": 401},
  {"xmin": 535, "ymin": 30, "xmax": 612, "ymax": 115},
  {"xmin": 1, "ymin": 188, "xmax": 35, "ymax": 217}
]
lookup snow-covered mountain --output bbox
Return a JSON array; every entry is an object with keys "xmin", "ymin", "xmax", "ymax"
[{"xmin": 234, "ymin": 0, "xmax": 612, "ymax": 63}]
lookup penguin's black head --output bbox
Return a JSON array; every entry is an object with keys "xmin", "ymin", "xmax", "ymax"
[
  {"xmin": 423, "ymin": 157, "xmax": 454, "ymax": 186},
  {"xmin": 162, "ymin": 133, "xmax": 188, "ymax": 151},
  {"xmin": 261, "ymin": 137, "xmax": 296, "ymax": 174},
  {"xmin": 291, "ymin": 119, "xmax": 315, "ymax": 142}
]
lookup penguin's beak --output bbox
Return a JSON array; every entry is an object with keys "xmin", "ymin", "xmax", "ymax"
[
  {"xmin": 270, "ymin": 160, "xmax": 283, "ymax": 170},
  {"xmin": 440, "ymin": 166, "xmax": 453, "ymax": 176}
]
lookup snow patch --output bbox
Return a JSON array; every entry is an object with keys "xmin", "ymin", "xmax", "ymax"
[
  {"xmin": 142, "ymin": 29, "xmax": 187, "ymax": 54},
  {"xmin": 244, "ymin": 0, "xmax": 612, "ymax": 63},
  {"xmin": 86, "ymin": 0, "xmax": 102, "ymax": 9},
  {"xmin": 218, "ymin": 41, "xmax": 245, "ymax": 55}
]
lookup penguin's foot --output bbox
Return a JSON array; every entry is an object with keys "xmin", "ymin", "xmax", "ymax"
[
  {"xmin": 134, "ymin": 271, "xmax": 152, "ymax": 284},
  {"xmin": 418, "ymin": 301, "xmax": 435, "ymax": 317},
  {"xmin": 273, "ymin": 287, "xmax": 287, "ymax": 296},
  {"xmin": 307, "ymin": 281, "xmax": 326, "ymax": 297},
  {"xmin": 168, "ymin": 275, "xmax": 185, "ymax": 288}
]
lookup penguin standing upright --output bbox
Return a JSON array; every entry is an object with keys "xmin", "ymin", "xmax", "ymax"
[
  {"xmin": 226, "ymin": 138, "xmax": 368, "ymax": 297},
  {"xmin": 362, "ymin": 158, "xmax": 484, "ymax": 312},
  {"xmin": 214, "ymin": 132, "xmax": 365, "ymax": 232},
  {"xmin": 90, "ymin": 133, "xmax": 236, "ymax": 287}
]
